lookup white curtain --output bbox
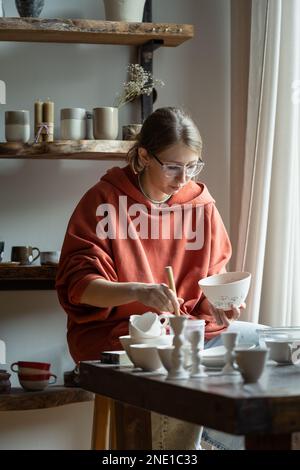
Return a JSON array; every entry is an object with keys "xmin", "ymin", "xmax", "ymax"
[{"xmin": 236, "ymin": 0, "xmax": 300, "ymax": 326}]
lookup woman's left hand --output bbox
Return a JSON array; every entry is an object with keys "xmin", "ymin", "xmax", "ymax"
[{"xmin": 208, "ymin": 302, "xmax": 246, "ymax": 327}]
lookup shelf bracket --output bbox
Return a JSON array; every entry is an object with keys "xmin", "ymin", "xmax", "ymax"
[
  {"xmin": 139, "ymin": 0, "xmax": 163, "ymax": 121},
  {"xmin": 139, "ymin": 39, "xmax": 164, "ymax": 121}
]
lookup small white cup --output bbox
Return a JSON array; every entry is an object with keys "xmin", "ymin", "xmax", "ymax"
[
  {"xmin": 235, "ymin": 348, "xmax": 269, "ymax": 383},
  {"xmin": 157, "ymin": 346, "xmax": 174, "ymax": 372}
]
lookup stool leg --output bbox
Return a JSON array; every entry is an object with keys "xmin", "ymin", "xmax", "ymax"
[{"xmin": 91, "ymin": 394, "xmax": 111, "ymax": 450}]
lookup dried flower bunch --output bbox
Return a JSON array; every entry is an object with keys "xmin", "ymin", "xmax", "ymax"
[{"xmin": 114, "ymin": 63, "xmax": 164, "ymax": 108}]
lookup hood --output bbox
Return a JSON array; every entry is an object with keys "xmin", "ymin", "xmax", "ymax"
[{"xmin": 101, "ymin": 165, "xmax": 215, "ymax": 207}]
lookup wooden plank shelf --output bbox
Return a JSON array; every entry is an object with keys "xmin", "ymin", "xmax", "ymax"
[
  {"xmin": 0, "ymin": 18, "xmax": 194, "ymax": 47},
  {"xmin": 0, "ymin": 265, "xmax": 57, "ymax": 290},
  {"xmin": 0, "ymin": 140, "xmax": 132, "ymax": 160},
  {"xmin": 0, "ymin": 386, "xmax": 94, "ymax": 411}
]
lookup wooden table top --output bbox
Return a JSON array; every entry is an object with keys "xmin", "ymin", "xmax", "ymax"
[{"xmin": 80, "ymin": 361, "xmax": 300, "ymax": 436}]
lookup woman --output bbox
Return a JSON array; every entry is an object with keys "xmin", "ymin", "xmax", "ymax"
[{"xmin": 56, "ymin": 107, "xmax": 258, "ymax": 450}]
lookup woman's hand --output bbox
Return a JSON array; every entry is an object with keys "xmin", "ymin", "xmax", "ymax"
[
  {"xmin": 136, "ymin": 282, "xmax": 183, "ymax": 313},
  {"xmin": 208, "ymin": 302, "xmax": 246, "ymax": 327}
]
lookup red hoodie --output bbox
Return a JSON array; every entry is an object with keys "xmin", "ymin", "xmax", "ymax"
[{"xmin": 56, "ymin": 165, "xmax": 231, "ymax": 362}]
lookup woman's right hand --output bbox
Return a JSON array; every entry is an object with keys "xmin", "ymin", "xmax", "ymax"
[{"xmin": 136, "ymin": 282, "xmax": 181, "ymax": 313}]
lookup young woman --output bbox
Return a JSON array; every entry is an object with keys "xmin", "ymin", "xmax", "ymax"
[{"xmin": 56, "ymin": 107, "xmax": 259, "ymax": 450}]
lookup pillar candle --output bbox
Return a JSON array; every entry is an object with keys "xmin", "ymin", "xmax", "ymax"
[
  {"xmin": 34, "ymin": 100, "xmax": 43, "ymax": 143},
  {"xmin": 43, "ymin": 99, "xmax": 54, "ymax": 142}
]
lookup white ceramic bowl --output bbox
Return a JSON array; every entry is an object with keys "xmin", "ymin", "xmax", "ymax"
[
  {"xmin": 119, "ymin": 335, "xmax": 135, "ymax": 362},
  {"xmin": 198, "ymin": 272, "xmax": 251, "ymax": 311},
  {"xmin": 129, "ymin": 344, "xmax": 163, "ymax": 371},
  {"xmin": 119, "ymin": 334, "xmax": 174, "ymax": 363}
]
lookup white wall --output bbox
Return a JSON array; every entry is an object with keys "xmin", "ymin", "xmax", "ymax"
[{"xmin": 0, "ymin": 0, "xmax": 230, "ymax": 449}]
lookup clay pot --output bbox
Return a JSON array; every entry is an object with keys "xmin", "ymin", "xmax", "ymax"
[{"xmin": 0, "ymin": 370, "xmax": 11, "ymax": 394}]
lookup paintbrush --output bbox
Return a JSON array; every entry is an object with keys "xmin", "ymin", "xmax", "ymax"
[{"xmin": 165, "ymin": 266, "xmax": 180, "ymax": 316}]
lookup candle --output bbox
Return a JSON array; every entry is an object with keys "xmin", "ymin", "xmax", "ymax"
[
  {"xmin": 43, "ymin": 99, "xmax": 54, "ymax": 142},
  {"xmin": 34, "ymin": 100, "xmax": 43, "ymax": 143}
]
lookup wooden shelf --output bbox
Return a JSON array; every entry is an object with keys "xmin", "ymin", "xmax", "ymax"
[
  {"xmin": 0, "ymin": 140, "xmax": 132, "ymax": 160},
  {"xmin": 0, "ymin": 265, "xmax": 57, "ymax": 290},
  {"xmin": 0, "ymin": 386, "xmax": 94, "ymax": 411},
  {"xmin": 0, "ymin": 18, "xmax": 194, "ymax": 47}
]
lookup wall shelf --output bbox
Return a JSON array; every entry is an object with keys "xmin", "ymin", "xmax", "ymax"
[
  {"xmin": 0, "ymin": 386, "xmax": 94, "ymax": 411},
  {"xmin": 0, "ymin": 140, "xmax": 132, "ymax": 160},
  {"xmin": 0, "ymin": 18, "xmax": 194, "ymax": 47},
  {"xmin": 0, "ymin": 265, "xmax": 57, "ymax": 290}
]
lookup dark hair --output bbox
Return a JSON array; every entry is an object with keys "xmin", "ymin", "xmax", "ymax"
[{"xmin": 127, "ymin": 107, "xmax": 203, "ymax": 174}]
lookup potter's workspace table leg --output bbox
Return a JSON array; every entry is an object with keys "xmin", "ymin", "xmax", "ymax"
[
  {"xmin": 91, "ymin": 394, "xmax": 112, "ymax": 450},
  {"xmin": 113, "ymin": 401, "xmax": 152, "ymax": 450}
]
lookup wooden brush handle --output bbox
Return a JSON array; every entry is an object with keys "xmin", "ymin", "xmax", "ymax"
[{"xmin": 165, "ymin": 266, "xmax": 180, "ymax": 316}]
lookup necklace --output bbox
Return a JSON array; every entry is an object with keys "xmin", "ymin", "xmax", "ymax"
[{"xmin": 138, "ymin": 173, "xmax": 171, "ymax": 205}]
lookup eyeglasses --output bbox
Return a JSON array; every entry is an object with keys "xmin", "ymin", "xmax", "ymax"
[{"xmin": 150, "ymin": 152, "xmax": 205, "ymax": 178}]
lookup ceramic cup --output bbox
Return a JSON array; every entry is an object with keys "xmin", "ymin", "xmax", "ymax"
[
  {"xmin": 11, "ymin": 361, "xmax": 51, "ymax": 375},
  {"xmin": 265, "ymin": 339, "xmax": 300, "ymax": 365},
  {"xmin": 157, "ymin": 346, "xmax": 174, "ymax": 372},
  {"xmin": 60, "ymin": 108, "xmax": 86, "ymax": 140},
  {"xmin": 103, "ymin": 0, "xmax": 146, "ymax": 22},
  {"xmin": 129, "ymin": 312, "xmax": 170, "ymax": 339},
  {"xmin": 93, "ymin": 107, "xmax": 118, "ymax": 140},
  {"xmin": 235, "ymin": 348, "xmax": 269, "ymax": 383},
  {"xmin": 11, "ymin": 246, "xmax": 40, "ymax": 265},
  {"xmin": 18, "ymin": 372, "xmax": 57, "ymax": 391},
  {"xmin": 5, "ymin": 110, "xmax": 30, "ymax": 143},
  {"xmin": 40, "ymin": 251, "xmax": 61, "ymax": 265}
]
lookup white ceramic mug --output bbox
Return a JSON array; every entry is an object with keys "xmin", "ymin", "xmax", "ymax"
[
  {"xmin": 265, "ymin": 339, "xmax": 300, "ymax": 364},
  {"xmin": 129, "ymin": 312, "xmax": 170, "ymax": 339}
]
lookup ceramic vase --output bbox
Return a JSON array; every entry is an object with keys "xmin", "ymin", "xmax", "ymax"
[
  {"xmin": 93, "ymin": 107, "xmax": 119, "ymax": 140},
  {"xmin": 103, "ymin": 0, "xmax": 146, "ymax": 22},
  {"xmin": 0, "ymin": 0, "xmax": 5, "ymax": 17},
  {"xmin": 122, "ymin": 123, "xmax": 142, "ymax": 140},
  {"xmin": 15, "ymin": 0, "xmax": 45, "ymax": 17}
]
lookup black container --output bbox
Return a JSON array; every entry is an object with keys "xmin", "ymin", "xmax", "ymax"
[
  {"xmin": 0, "ymin": 370, "xmax": 11, "ymax": 394},
  {"xmin": 15, "ymin": 0, "xmax": 45, "ymax": 18},
  {"xmin": 0, "ymin": 241, "xmax": 4, "ymax": 262}
]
